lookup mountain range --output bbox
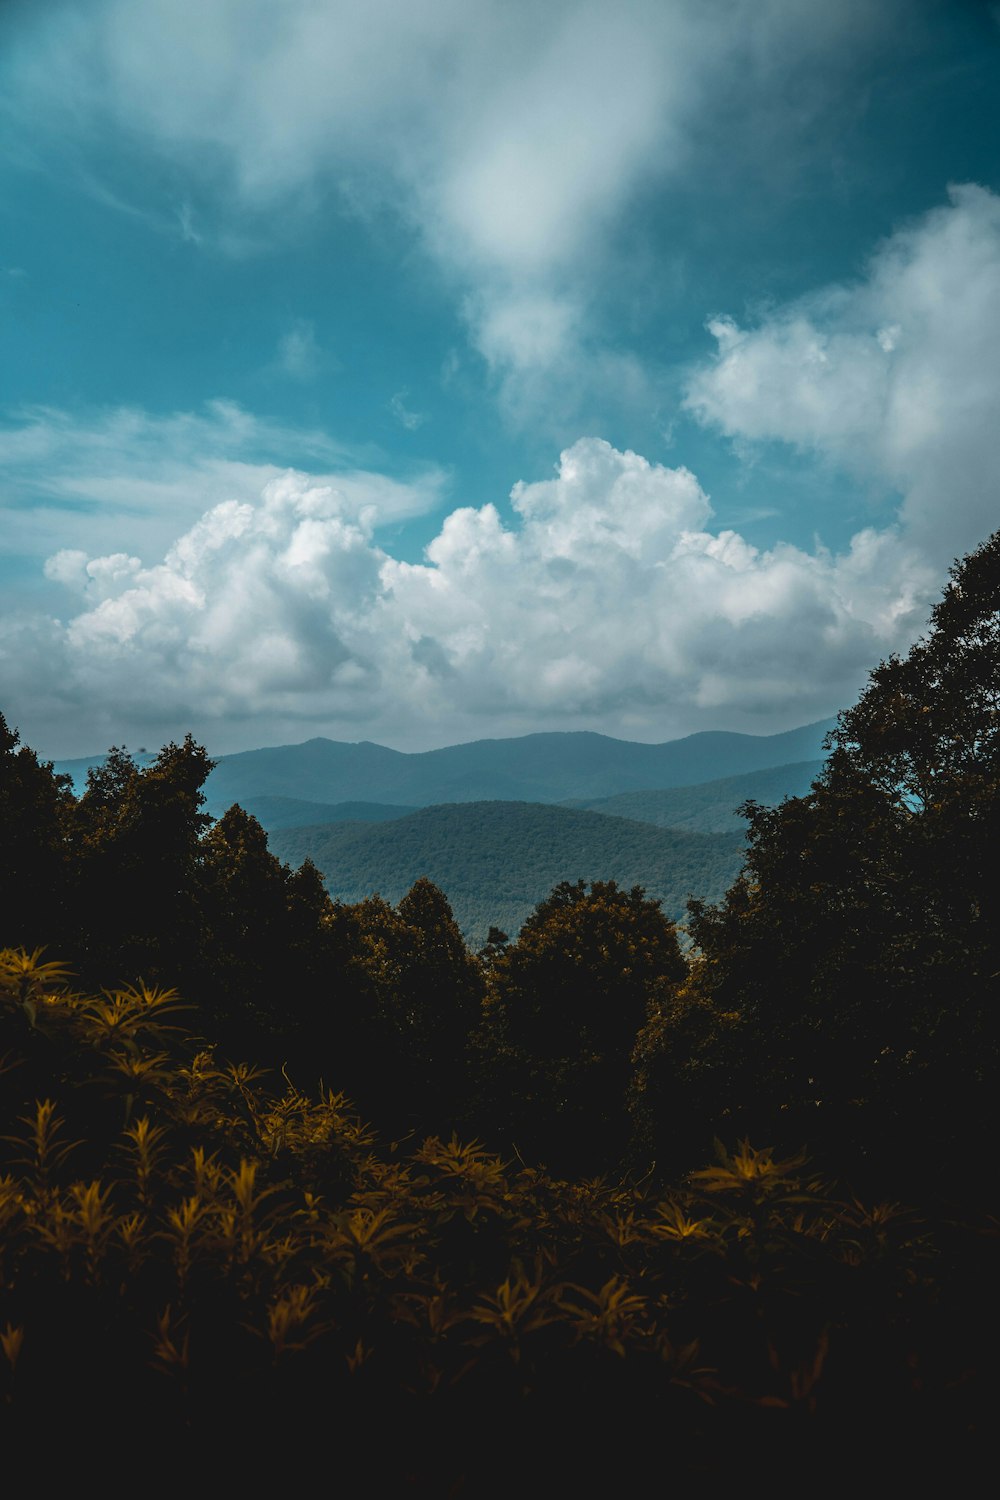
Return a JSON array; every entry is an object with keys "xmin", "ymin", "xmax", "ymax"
[
  {"xmin": 52, "ymin": 721, "xmax": 833, "ymax": 943},
  {"xmin": 53, "ymin": 718, "xmax": 835, "ymax": 809}
]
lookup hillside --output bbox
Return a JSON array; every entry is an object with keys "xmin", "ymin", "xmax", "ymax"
[
  {"xmin": 566, "ymin": 758, "xmax": 825, "ymax": 833},
  {"xmin": 268, "ymin": 800, "xmax": 745, "ymax": 945},
  {"xmin": 234, "ymin": 795, "xmax": 418, "ymax": 830}
]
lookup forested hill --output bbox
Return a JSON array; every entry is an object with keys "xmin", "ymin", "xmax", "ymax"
[
  {"xmin": 226, "ymin": 795, "xmax": 419, "ymax": 830},
  {"xmin": 234, "ymin": 761, "xmax": 823, "ymax": 840},
  {"xmin": 567, "ymin": 758, "xmax": 825, "ymax": 833},
  {"xmin": 268, "ymin": 800, "xmax": 744, "ymax": 945}
]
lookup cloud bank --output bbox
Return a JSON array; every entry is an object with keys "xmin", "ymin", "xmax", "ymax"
[
  {"xmin": 4, "ymin": 184, "xmax": 998, "ymax": 757},
  {"xmin": 4, "ymin": 434, "xmax": 932, "ymax": 756}
]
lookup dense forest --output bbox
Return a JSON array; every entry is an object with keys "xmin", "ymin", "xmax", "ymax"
[
  {"xmin": 267, "ymin": 799, "xmax": 745, "ymax": 943},
  {"xmin": 2, "ymin": 534, "xmax": 999, "ymax": 1486}
]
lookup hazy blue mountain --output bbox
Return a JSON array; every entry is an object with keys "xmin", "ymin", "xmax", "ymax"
[
  {"xmin": 267, "ymin": 800, "xmax": 746, "ymax": 946},
  {"xmin": 200, "ymin": 719, "xmax": 835, "ymax": 810},
  {"xmin": 51, "ymin": 720, "xmax": 833, "ymax": 813},
  {"xmin": 565, "ymin": 759, "xmax": 825, "ymax": 834}
]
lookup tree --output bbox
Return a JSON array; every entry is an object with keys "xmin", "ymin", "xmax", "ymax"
[
  {"xmin": 0, "ymin": 713, "xmax": 75, "ymax": 952},
  {"xmin": 350, "ymin": 878, "xmax": 484, "ymax": 1133},
  {"xmin": 198, "ymin": 804, "xmax": 293, "ymax": 1039},
  {"xmin": 650, "ymin": 532, "xmax": 1000, "ymax": 1189},
  {"xmin": 72, "ymin": 737, "xmax": 215, "ymax": 988},
  {"xmin": 480, "ymin": 880, "xmax": 686, "ymax": 1172},
  {"xmin": 198, "ymin": 809, "xmax": 373, "ymax": 1082}
]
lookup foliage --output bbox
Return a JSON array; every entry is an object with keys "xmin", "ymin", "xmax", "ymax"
[
  {"xmin": 477, "ymin": 881, "xmax": 686, "ymax": 1173},
  {"xmin": 0, "ymin": 714, "xmax": 76, "ymax": 953},
  {"xmin": 635, "ymin": 531, "xmax": 1000, "ymax": 1192},
  {"xmin": 71, "ymin": 736, "xmax": 215, "ymax": 989},
  {"xmin": 347, "ymin": 878, "xmax": 484, "ymax": 1132},
  {"xmin": 268, "ymin": 799, "xmax": 745, "ymax": 945},
  {"xmin": 0, "ymin": 946, "xmax": 991, "ymax": 1487}
]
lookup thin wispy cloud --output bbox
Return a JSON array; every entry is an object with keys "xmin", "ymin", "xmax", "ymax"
[
  {"xmin": 389, "ymin": 391, "xmax": 427, "ymax": 431},
  {"xmin": 0, "ymin": 401, "xmax": 447, "ymax": 567},
  {"xmin": 2, "ymin": 0, "xmax": 904, "ymax": 409},
  {"xmin": 276, "ymin": 320, "xmax": 322, "ymax": 381}
]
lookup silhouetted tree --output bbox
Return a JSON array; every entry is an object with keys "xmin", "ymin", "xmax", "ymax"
[
  {"xmin": 0, "ymin": 713, "xmax": 75, "ymax": 951},
  {"xmin": 350, "ymin": 879, "xmax": 483, "ymax": 1132},
  {"xmin": 198, "ymin": 803, "xmax": 292, "ymax": 1039},
  {"xmin": 480, "ymin": 880, "xmax": 686, "ymax": 1172},
  {"xmin": 644, "ymin": 532, "xmax": 1000, "ymax": 1192},
  {"xmin": 70, "ymin": 736, "xmax": 214, "ymax": 988}
]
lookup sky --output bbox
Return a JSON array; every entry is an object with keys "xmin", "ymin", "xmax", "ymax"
[{"xmin": 1, "ymin": 0, "xmax": 999, "ymax": 759}]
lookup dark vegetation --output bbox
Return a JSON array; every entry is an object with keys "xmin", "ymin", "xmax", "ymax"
[
  {"xmin": 3, "ymin": 534, "xmax": 1000, "ymax": 1486},
  {"xmin": 267, "ymin": 800, "xmax": 744, "ymax": 944}
]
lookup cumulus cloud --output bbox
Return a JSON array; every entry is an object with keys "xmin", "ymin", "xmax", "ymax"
[
  {"xmin": 685, "ymin": 184, "xmax": 1000, "ymax": 562},
  {"xmin": 5, "ymin": 178, "xmax": 998, "ymax": 755},
  {"xmin": 2, "ymin": 0, "xmax": 903, "ymax": 404},
  {"xmin": 4, "ymin": 437, "xmax": 936, "ymax": 755}
]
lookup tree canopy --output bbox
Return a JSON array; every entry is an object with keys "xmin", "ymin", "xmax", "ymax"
[{"xmin": 635, "ymin": 531, "xmax": 1000, "ymax": 1191}]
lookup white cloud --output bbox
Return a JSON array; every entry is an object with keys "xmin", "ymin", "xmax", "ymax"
[
  {"xmin": 0, "ymin": 400, "xmax": 447, "ymax": 568},
  {"xmin": 3, "ymin": 437, "xmax": 937, "ymax": 756},
  {"xmin": 3, "ymin": 0, "xmax": 903, "ymax": 402},
  {"xmin": 473, "ymin": 291, "xmax": 583, "ymax": 373},
  {"xmin": 685, "ymin": 184, "xmax": 1000, "ymax": 562}
]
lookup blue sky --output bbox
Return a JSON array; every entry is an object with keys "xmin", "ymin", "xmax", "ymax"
[{"xmin": 2, "ymin": 0, "xmax": 999, "ymax": 757}]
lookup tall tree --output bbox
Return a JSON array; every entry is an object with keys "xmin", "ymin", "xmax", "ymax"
[
  {"xmin": 643, "ymin": 532, "xmax": 1000, "ymax": 1189},
  {"xmin": 480, "ymin": 880, "xmax": 686, "ymax": 1172},
  {"xmin": 0, "ymin": 713, "xmax": 75, "ymax": 951},
  {"xmin": 73, "ymin": 737, "xmax": 214, "ymax": 988},
  {"xmin": 350, "ymin": 879, "xmax": 483, "ymax": 1133}
]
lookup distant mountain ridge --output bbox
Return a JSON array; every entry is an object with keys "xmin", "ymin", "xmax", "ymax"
[
  {"xmin": 47, "ymin": 727, "xmax": 833, "ymax": 946},
  {"xmin": 232, "ymin": 796, "xmax": 419, "ymax": 831},
  {"xmin": 241, "ymin": 761, "xmax": 826, "ymax": 840},
  {"xmin": 566, "ymin": 759, "xmax": 826, "ymax": 834},
  {"xmin": 201, "ymin": 721, "xmax": 835, "ymax": 811},
  {"xmin": 51, "ymin": 719, "xmax": 835, "ymax": 808}
]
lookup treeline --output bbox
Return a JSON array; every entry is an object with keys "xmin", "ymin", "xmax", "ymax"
[
  {"xmin": 0, "ymin": 713, "xmax": 688, "ymax": 1170},
  {"xmin": 1, "ymin": 532, "xmax": 1000, "ymax": 1478}
]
